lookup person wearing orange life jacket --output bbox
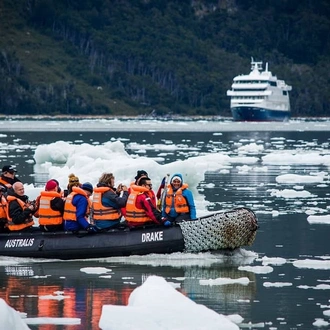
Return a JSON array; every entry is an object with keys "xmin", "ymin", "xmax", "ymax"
[
  {"xmin": 63, "ymin": 173, "xmax": 81, "ymax": 197},
  {"xmin": 63, "ymin": 182, "xmax": 97, "ymax": 233},
  {"xmin": 122, "ymin": 170, "xmax": 156, "ymax": 217},
  {"xmin": 6, "ymin": 182, "xmax": 37, "ymax": 231},
  {"xmin": 37, "ymin": 180, "xmax": 65, "ymax": 232},
  {"xmin": 0, "ymin": 165, "xmax": 21, "ymax": 192},
  {"xmin": 0, "ymin": 185, "xmax": 9, "ymax": 233},
  {"xmin": 92, "ymin": 172, "xmax": 128, "ymax": 230},
  {"xmin": 125, "ymin": 177, "xmax": 163, "ymax": 228},
  {"xmin": 161, "ymin": 173, "xmax": 196, "ymax": 224},
  {"xmin": 129, "ymin": 170, "xmax": 148, "ymax": 193}
]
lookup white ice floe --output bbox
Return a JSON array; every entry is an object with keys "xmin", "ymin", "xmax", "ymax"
[
  {"xmin": 263, "ymin": 282, "xmax": 292, "ymax": 287},
  {"xmin": 307, "ymin": 214, "xmax": 330, "ymax": 225},
  {"xmin": 297, "ymin": 284, "xmax": 330, "ymax": 290},
  {"xmin": 276, "ymin": 173, "xmax": 325, "ymax": 184},
  {"xmin": 80, "ymin": 267, "xmax": 112, "ymax": 274},
  {"xmin": 260, "ymin": 256, "xmax": 286, "ymax": 266},
  {"xmin": 268, "ymin": 188, "xmax": 316, "ymax": 199},
  {"xmin": 0, "ymin": 298, "xmax": 30, "ymax": 330},
  {"xmin": 293, "ymin": 259, "xmax": 330, "ymax": 270},
  {"xmin": 39, "ymin": 292, "xmax": 70, "ymax": 300},
  {"xmin": 199, "ymin": 277, "xmax": 250, "ymax": 286},
  {"xmin": 99, "ymin": 275, "xmax": 239, "ymax": 330},
  {"xmin": 262, "ymin": 152, "xmax": 330, "ymax": 165},
  {"xmin": 313, "ymin": 319, "xmax": 330, "ymax": 327},
  {"xmin": 238, "ymin": 265, "xmax": 274, "ymax": 274},
  {"xmin": 237, "ymin": 143, "xmax": 264, "ymax": 154}
]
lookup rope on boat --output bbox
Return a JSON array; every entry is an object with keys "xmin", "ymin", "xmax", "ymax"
[{"xmin": 178, "ymin": 207, "xmax": 258, "ymax": 252}]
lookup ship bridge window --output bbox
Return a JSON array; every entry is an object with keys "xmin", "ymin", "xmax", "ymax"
[
  {"xmin": 283, "ymin": 91, "xmax": 287, "ymax": 95},
  {"xmin": 270, "ymin": 81, "xmax": 277, "ymax": 87},
  {"xmin": 236, "ymin": 80, "xmax": 267, "ymax": 84},
  {"xmin": 233, "ymin": 96, "xmax": 265, "ymax": 100},
  {"xmin": 232, "ymin": 89, "xmax": 266, "ymax": 92}
]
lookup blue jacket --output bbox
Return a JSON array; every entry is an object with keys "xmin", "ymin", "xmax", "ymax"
[
  {"xmin": 161, "ymin": 173, "xmax": 196, "ymax": 220},
  {"xmin": 64, "ymin": 194, "xmax": 90, "ymax": 231}
]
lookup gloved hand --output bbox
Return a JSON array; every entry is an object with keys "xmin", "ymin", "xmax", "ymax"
[
  {"xmin": 161, "ymin": 217, "xmax": 172, "ymax": 227},
  {"xmin": 86, "ymin": 225, "xmax": 98, "ymax": 233},
  {"xmin": 163, "ymin": 220, "xmax": 172, "ymax": 227}
]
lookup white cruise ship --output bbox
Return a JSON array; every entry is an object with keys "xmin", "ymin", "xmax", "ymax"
[{"xmin": 227, "ymin": 59, "xmax": 292, "ymax": 121}]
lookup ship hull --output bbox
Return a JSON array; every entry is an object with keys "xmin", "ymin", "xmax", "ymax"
[{"xmin": 231, "ymin": 106, "xmax": 290, "ymax": 122}]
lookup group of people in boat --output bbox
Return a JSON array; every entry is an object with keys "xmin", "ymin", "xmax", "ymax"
[{"xmin": 0, "ymin": 164, "xmax": 196, "ymax": 234}]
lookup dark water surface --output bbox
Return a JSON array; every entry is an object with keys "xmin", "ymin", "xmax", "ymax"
[{"xmin": 0, "ymin": 129, "xmax": 330, "ymax": 330}]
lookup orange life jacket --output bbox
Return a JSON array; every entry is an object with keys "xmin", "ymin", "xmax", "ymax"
[
  {"xmin": 0, "ymin": 177, "xmax": 11, "ymax": 189},
  {"xmin": 38, "ymin": 191, "xmax": 63, "ymax": 225},
  {"xmin": 63, "ymin": 186, "xmax": 90, "ymax": 222},
  {"xmin": 165, "ymin": 184, "xmax": 189, "ymax": 214},
  {"xmin": 0, "ymin": 195, "xmax": 8, "ymax": 222},
  {"xmin": 125, "ymin": 185, "xmax": 151, "ymax": 223},
  {"xmin": 6, "ymin": 195, "xmax": 34, "ymax": 231},
  {"xmin": 92, "ymin": 187, "xmax": 121, "ymax": 221}
]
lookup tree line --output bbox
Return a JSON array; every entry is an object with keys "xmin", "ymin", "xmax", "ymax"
[{"xmin": 0, "ymin": 0, "xmax": 329, "ymax": 117}]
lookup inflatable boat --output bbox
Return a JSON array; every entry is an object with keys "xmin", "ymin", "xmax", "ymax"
[{"xmin": 0, "ymin": 207, "xmax": 258, "ymax": 260}]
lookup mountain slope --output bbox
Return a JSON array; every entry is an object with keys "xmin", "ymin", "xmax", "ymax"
[{"xmin": 1, "ymin": 0, "xmax": 330, "ymax": 117}]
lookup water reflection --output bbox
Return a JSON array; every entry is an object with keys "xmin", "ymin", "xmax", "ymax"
[{"xmin": 0, "ymin": 257, "xmax": 257, "ymax": 330}]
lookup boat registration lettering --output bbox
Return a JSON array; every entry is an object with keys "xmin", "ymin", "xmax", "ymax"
[
  {"xmin": 142, "ymin": 231, "xmax": 163, "ymax": 242},
  {"xmin": 4, "ymin": 238, "xmax": 35, "ymax": 248}
]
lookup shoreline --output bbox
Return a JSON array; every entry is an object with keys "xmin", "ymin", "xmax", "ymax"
[
  {"xmin": 1, "ymin": 115, "xmax": 330, "ymax": 121},
  {"xmin": 1, "ymin": 117, "xmax": 330, "ymax": 132}
]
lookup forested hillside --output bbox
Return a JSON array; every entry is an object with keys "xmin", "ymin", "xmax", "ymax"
[{"xmin": 1, "ymin": 0, "xmax": 330, "ymax": 117}]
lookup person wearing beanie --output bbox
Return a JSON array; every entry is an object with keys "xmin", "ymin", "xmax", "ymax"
[
  {"xmin": 0, "ymin": 164, "xmax": 21, "ymax": 192},
  {"xmin": 45, "ymin": 180, "xmax": 57, "ymax": 191},
  {"xmin": 127, "ymin": 169, "xmax": 149, "ymax": 194},
  {"xmin": 125, "ymin": 169, "xmax": 157, "ymax": 217},
  {"xmin": 37, "ymin": 179, "xmax": 65, "ymax": 232},
  {"xmin": 134, "ymin": 170, "xmax": 148, "ymax": 185},
  {"xmin": 51, "ymin": 179, "xmax": 63, "ymax": 195},
  {"xmin": 64, "ymin": 173, "xmax": 81, "ymax": 197},
  {"xmin": 92, "ymin": 172, "xmax": 128, "ymax": 230},
  {"xmin": 161, "ymin": 173, "xmax": 196, "ymax": 224},
  {"xmin": 63, "ymin": 181, "xmax": 98, "ymax": 233}
]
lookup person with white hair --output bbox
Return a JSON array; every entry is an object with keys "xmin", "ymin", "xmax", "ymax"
[{"xmin": 6, "ymin": 182, "xmax": 37, "ymax": 231}]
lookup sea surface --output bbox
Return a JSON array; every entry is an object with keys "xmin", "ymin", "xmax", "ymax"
[{"xmin": 0, "ymin": 118, "xmax": 330, "ymax": 330}]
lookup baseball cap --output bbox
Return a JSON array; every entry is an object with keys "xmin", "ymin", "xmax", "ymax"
[{"xmin": 2, "ymin": 165, "xmax": 17, "ymax": 173}]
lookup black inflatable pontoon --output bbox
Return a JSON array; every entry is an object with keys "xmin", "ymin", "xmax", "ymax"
[{"xmin": 0, "ymin": 207, "xmax": 258, "ymax": 260}]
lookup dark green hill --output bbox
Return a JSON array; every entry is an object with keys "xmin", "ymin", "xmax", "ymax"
[{"xmin": 1, "ymin": 0, "xmax": 330, "ymax": 117}]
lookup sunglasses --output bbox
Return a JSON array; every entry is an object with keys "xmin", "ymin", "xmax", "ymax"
[{"xmin": 145, "ymin": 183, "xmax": 152, "ymax": 188}]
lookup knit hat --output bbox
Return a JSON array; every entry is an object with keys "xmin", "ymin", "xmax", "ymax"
[
  {"xmin": 51, "ymin": 179, "xmax": 61, "ymax": 193},
  {"xmin": 81, "ymin": 182, "xmax": 93, "ymax": 194},
  {"xmin": 135, "ymin": 170, "xmax": 148, "ymax": 181},
  {"xmin": 68, "ymin": 173, "xmax": 80, "ymax": 184},
  {"xmin": 171, "ymin": 176, "xmax": 182, "ymax": 183},
  {"xmin": 45, "ymin": 180, "xmax": 57, "ymax": 191}
]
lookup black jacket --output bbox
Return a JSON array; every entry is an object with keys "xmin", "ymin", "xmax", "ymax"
[{"xmin": 8, "ymin": 191, "xmax": 34, "ymax": 225}]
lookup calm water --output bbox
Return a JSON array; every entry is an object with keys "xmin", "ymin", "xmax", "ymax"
[{"xmin": 0, "ymin": 127, "xmax": 330, "ymax": 330}]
